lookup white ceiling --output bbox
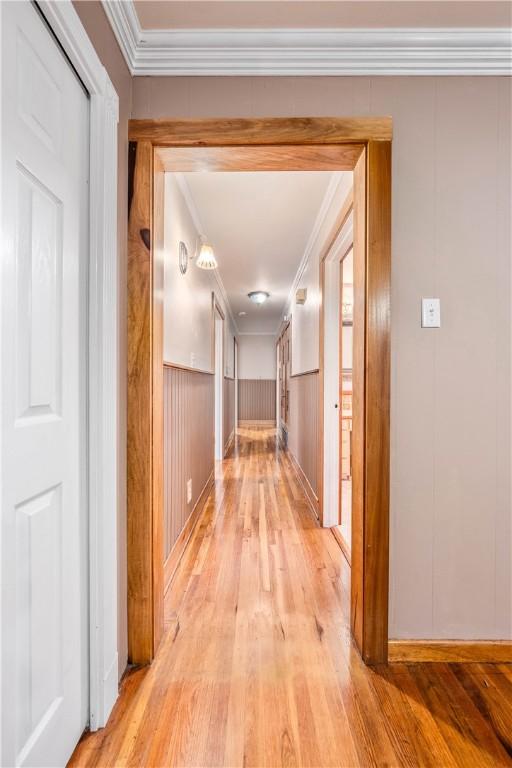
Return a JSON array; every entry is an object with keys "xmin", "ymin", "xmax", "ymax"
[{"xmin": 180, "ymin": 171, "xmax": 334, "ymax": 333}]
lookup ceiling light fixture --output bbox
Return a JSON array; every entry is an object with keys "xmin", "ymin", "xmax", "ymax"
[
  {"xmin": 248, "ymin": 291, "xmax": 270, "ymax": 305},
  {"xmin": 196, "ymin": 241, "xmax": 218, "ymax": 270},
  {"xmin": 238, "ymin": 311, "xmax": 247, "ymax": 316}
]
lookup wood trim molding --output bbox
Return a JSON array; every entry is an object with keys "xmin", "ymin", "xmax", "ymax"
[
  {"xmin": 388, "ymin": 640, "xmax": 512, "ymax": 663},
  {"xmin": 361, "ymin": 141, "xmax": 391, "ymax": 665},
  {"xmin": 100, "ymin": 3, "xmax": 512, "ymax": 77},
  {"xmin": 290, "ymin": 369, "xmax": 320, "ymax": 379},
  {"xmin": 127, "ymin": 141, "xmax": 165, "ymax": 665},
  {"xmin": 163, "ymin": 472, "xmax": 215, "ymax": 592},
  {"xmin": 287, "ymin": 449, "xmax": 320, "ymax": 519},
  {"xmin": 127, "ymin": 118, "xmax": 391, "ymax": 671},
  {"xmin": 129, "ymin": 117, "xmax": 392, "ymax": 145},
  {"xmin": 159, "ymin": 145, "xmax": 363, "ymax": 173},
  {"xmin": 164, "ymin": 360, "xmax": 214, "ymax": 376}
]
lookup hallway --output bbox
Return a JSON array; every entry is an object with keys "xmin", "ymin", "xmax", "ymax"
[{"xmin": 71, "ymin": 428, "xmax": 512, "ymax": 767}]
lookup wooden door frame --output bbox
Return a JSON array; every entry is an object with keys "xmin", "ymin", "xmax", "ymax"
[
  {"xmin": 127, "ymin": 117, "xmax": 391, "ymax": 665},
  {"xmin": 212, "ymin": 296, "xmax": 225, "ymax": 459}
]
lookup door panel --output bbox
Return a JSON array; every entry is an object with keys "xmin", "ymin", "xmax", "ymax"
[{"xmin": 2, "ymin": 2, "xmax": 89, "ymax": 765}]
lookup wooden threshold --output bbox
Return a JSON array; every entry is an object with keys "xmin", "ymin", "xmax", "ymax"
[
  {"xmin": 163, "ymin": 471, "xmax": 215, "ymax": 593},
  {"xmin": 388, "ymin": 640, "xmax": 512, "ymax": 663}
]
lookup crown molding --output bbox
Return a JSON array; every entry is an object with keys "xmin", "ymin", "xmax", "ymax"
[{"xmin": 101, "ymin": 2, "xmax": 511, "ymax": 76}]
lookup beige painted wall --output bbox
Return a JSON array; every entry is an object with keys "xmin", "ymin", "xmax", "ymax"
[
  {"xmin": 72, "ymin": 0, "xmax": 132, "ymax": 676},
  {"xmin": 133, "ymin": 75, "xmax": 512, "ymax": 641},
  {"xmin": 238, "ymin": 335, "xmax": 276, "ymax": 379},
  {"xmin": 164, "ymin": 174, "xmax": 237, "ymax": 375}
]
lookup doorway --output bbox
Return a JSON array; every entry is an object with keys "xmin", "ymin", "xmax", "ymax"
[
  {"xmin": 127, "ymin": 119, "xmax": 391, "ymax": 666},
  {"xmin": 214, "ymin": 301, "xmax": 225, "ymax": 460}
]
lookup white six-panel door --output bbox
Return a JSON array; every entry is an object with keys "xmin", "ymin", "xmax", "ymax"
[{"xmin": 1, "ymin": 2, "xmax": 89, "ymax": 765}]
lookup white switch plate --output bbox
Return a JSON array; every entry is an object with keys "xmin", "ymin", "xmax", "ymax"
[
  {"xmin": 186, "ymin": 478, "xmax": 192, "ymax": 504},
  {"xmin": 421, "ymin": 298, "xmax": 441, "ymax": 328}
]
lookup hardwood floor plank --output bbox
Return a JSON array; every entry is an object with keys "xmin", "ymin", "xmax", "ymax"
[{"xmin": 70, "ymin": 428, "xmax": 512, "ymax": 768}]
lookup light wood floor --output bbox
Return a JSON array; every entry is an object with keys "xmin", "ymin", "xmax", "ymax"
[{"xmin": 70, "ymin": 427, "xmax": 512, "ymax": 767}]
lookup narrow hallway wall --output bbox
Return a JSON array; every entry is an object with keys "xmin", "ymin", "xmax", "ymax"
[{"xmin": 162, "ymin": 173, "xmax": 237, "ymax": 577}]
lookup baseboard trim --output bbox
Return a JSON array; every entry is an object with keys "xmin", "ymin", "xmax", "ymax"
[
  {"xmin": 239, "ymin": 419, "xmax": 276, "ymax": 427},
  {"xmin": 287, "ymin": 449, "xmax": 319, "ymax": 519},
  {"xmin": 331, "ymin": 526, "xmax": 351, "ymax": 566},
  {"xmin": 388, "ymin": 640, "xmax": 512, "ymax": 663},
  {"xmin": 224, "ymin": 429, "xmax": 235, "ymax": 456},
  {"xmin": 164, "ymin": 470, "xmax": 215, "ymax": 593}
]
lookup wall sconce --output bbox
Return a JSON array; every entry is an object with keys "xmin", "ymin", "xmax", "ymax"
[
  {"xmin": 178, "ymin": 237, "xmax": 218, "ymax": 273},
  {"xmin": 196, "ymin": 241, "xmax": 218, "ymax": 270}
]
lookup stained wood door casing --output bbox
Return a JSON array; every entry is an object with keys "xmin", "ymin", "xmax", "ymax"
[
  {"xmin": 1, "ymin": 2, "xmax": 89, "ymax": 765},
  {"xmin": 128, "ymin": 120, "xmax": 391, "ymax": 667},
  {"xmin": 127, "ymin": 140, "xmax": 164, "ymax": 663}
]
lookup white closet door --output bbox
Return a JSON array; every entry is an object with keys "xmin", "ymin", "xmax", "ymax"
[{"xmin": 1, "ymin": 2, "xmax": 89, "ymax": 765}]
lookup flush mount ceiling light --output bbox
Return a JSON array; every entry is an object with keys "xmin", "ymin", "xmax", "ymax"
[
  {"xmin": 248, "ymin": 291, "xmax": 270, "ymax": 305},
  {"xmin": 196, "ymin": 241, "xmax": 218, "ymax": 270},
  {"xmin": 238, "ymin": 311, "xmax": 247, "ymax": 316}
]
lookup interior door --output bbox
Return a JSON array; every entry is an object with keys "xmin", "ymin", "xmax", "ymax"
[{"xmin": 1, "ymin": 2, "xmax": 89, "ymax": 765}]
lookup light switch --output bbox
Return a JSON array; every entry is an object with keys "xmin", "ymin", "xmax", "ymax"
[
  {"xmin": 187, "ymin": 478, "xmax": 192, "ymax": 504},
  {"xmin": 421, "ymin": 298, "xmax": 441, "ymax": 328}
]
